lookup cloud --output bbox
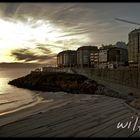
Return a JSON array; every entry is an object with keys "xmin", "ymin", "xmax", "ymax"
[
  {"xmin": 1, "ymin": 3, "xmax": 140, "ymax": 64},
  {"xmin": 3, "ymin": 3, "xmax": 21, "ymax": 17},
  {"xmin": 35, "ymin": 42, "xmax": 66, "ymax": 50},
  {"xmin": 11, "ymin": 48, "xmax": 56, "ymax": 63},
  {"xmin": 35, "ymin": 44, "xmax": 52, "ymax": 53},
  {"xmin": 0, "ymin": 3, "xmax": 111, "ymax": 45}
]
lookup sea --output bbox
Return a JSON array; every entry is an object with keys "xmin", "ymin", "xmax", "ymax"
[{"xmin": 0, "ymin": 67, "xmax": 44, "ymax": 116}]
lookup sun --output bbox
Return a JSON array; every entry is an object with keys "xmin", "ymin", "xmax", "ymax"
[
  {"xmin": 0, "ymin": 18, "xmax": 65, "ymax": 63},
  {"xmin": 0, "ymin": 16, "xmax": 90, "ymax": 63}
]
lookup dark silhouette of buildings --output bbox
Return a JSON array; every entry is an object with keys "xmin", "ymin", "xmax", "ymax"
[
  {"xmin": 57, "ymin": 43, "xmax": 128, "ymax": 69},
  {"xmin": 128, "ymin": 28, "xmax": 140, "ymax": 67},
  {"xmin": 77, "ymin": 46, "xmax": 98, "ymax": 68},
  {"xmin": 57, "ymin": 50, "xmax": 77, "ymax": 67}
]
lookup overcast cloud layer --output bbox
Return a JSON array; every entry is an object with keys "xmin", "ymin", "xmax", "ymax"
[{"xmin": 0, "ymin": 3, "xmax": 140, "ymax": 64}]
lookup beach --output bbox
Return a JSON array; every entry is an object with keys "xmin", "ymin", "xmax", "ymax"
[
  {"xmin": 0, "ymin": 68, "xmax": 140, "ymax": 137},
  {"xmin": 0, "ymin": 91, "xmax": 139, "ymax": 137},
  {"xmin": 0, "ymin": 92, "xmax": 65, "ymax": 126}
]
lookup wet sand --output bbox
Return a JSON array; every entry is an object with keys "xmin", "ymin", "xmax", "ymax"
[
  {"xmin": 0, "ymin": 92, "xmax": 95, "ymax": 127},
  {"xmin": 0, "ymin": 92, "xmax": 139, "ymax": 137}
]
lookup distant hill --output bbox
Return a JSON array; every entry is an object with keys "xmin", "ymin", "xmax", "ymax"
[{"xmin": 0, "ymin": 63, "xmax": 44, "ymax": 68}]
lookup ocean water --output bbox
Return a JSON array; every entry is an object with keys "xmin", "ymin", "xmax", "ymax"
[{"xmin": 0, "ymin": 67, "xmax": 43, "ymax": 116}]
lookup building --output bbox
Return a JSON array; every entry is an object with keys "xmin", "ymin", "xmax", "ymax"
[
  {"xmin": 77, "ymin": 46, "xmax": 98, "ymax": 68},
  {"xmin": 108, "ymin": 47, "xmax": 128, "ymax": 68},
  {"xmin": 57, "ymin": 50, "xmax": 77, "ymax": 67},
  {"xmin": 98, "ymin": 49, "xmax": 109, "ymax": 69},
  {"xmin": 128, "ymin": 29, "xmax": 140, "ymax": 67},
  {"xmin": 57, "ymin": 52, "xmax": 63, "ymax": 67},
  {"xmin": 42, "ymin": 67, "xmax": 57, "ymax": 72},
  {"xmin": 90, "ymin": 51, "xmax": 99, "ymax": 68}
]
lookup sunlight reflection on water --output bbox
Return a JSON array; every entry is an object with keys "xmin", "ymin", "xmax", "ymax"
[{"xmin": 0, "ymin": 67, "xmax": 42, "ymax": 115}]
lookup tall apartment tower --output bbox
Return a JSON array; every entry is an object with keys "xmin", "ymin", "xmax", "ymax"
[
  {"xmin": 128, "ymin": 29, "xmax": 140, "ymax": 67},
  {"xmin": 77, "ymin": 46, "xmax": 98, "ymax": 68}
]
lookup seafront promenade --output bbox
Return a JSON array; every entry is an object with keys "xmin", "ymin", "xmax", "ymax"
[{"xmin": 0, "ymin": 92, "xmax": 139, "ymax": 137}]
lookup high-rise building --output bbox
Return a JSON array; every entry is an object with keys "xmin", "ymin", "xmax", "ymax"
[
  {"xmin": 57, "ymin": 50, "xmax": 77, "ymax": 67},
  {"xmin": 90, "ymin": 51, "xmax": 99, "ymax": 68},
  {"xmin": 77, "ymin": 46, "xmax": 98, "ymax": 68},
  {"xmin": 128, "ymin": 29, "xmax": 140, "ymax": 67},
  {"xmin": 98, "ymin": 49, "xmax": 109, "ymax": 69},
  {"xmin": 108, "ymin": 47, "xmax": 128, "ymax": 68}
]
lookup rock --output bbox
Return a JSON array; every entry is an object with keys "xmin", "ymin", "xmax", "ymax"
[
  {"xmin": 8, "ymin": 72, "xmax": 98, "ymax": 94},
  {"xmin": 8, "ymin": 71, "xmax": 130, "ymax": 100},
  {"xmin": 79, "ymin": 80, "xmax": 98, "ymax": 94},
  {"xmin": 129, "ymin": 98, "xmax": 140, "ymax": 109},
  {"xmin": 128, "ymin": 92, "xmax": 134, "ymax": 96},
  {"xmin": 95, "ymin": 84, "xmax": 105, "ymax": 95}
]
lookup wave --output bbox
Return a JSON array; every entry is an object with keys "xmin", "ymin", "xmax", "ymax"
[
  {"xmin": 0, "ymin": 100, "xmax": 19, "ymax": 105},
  {"xmin": 0, "ymin": 94, "xmax": 44, "ymax": 116}
]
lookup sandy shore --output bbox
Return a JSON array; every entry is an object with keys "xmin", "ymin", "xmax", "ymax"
[
  {"xmin": 0, "ymin": 92, "xmax": 95, "ymax": 127},
  {"xmin": 0, "ymin": 92, "xmax": 138, "ymax": 137}
]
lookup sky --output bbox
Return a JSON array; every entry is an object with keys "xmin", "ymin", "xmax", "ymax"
[{"xmin": 0, "ymin": 3, "xmax": 140, "ymax": 64}]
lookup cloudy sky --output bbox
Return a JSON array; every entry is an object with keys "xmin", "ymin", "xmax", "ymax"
[{"xmin": 0, "ymin": 3, "xmax": 140, "ymax": 64}]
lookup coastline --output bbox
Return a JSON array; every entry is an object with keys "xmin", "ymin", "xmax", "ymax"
[
  {"xmin": 0, "ymin": 93, "xmax": 43, "ymax": 116},
  {"xmin": 0, "ymin": 91, "xmax": 80, "ymax": 127},
  {"xmin": 1, "ymin": 71, "xmax": 139, "ymax": 131},
  {"xmin": 0, "ymin": 91, "xmax": 105, "ymax": 128},
  {"xmin": 0, "ymin": 92, "xmax": 139, "ymax": 137},
  {"xmin": 0, "ymin": 93, "xmax": 45, "ymax": 127}
]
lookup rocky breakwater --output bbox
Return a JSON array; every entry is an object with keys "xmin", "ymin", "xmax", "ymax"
[
  {"xmin": 8, "ymin": 71, "xmax": 132, "ymax": 101},
  {"xmin": 8, "ymin": 72, "xmax": 98, "ymax": 94}
]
